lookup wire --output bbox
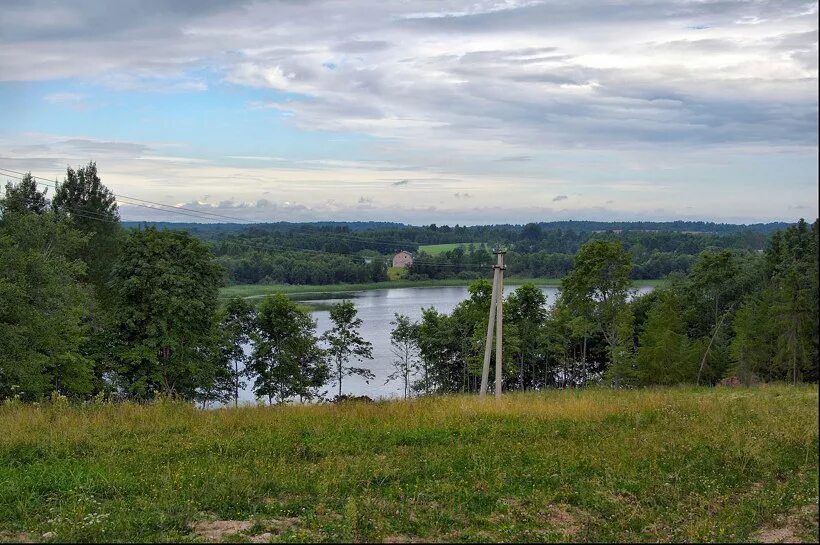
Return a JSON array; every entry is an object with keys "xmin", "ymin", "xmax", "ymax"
[
  {"xmin": 0, "ymin": 167, "xmax": 248, "ymax": 223},
  {"xmin": 1, "ymin": 168, "xmax": 496, "ymax": 265},
  {"xmin": 0, "ymin": 166, "xmax": 470, "ymax": 250}
]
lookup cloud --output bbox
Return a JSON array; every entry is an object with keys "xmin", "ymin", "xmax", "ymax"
[
  {"xmin": 1, "ymin": 1, "xmax": 817, "ymax": 223},
  {"xmin": 2, "ymin": 0, "xmax": 815, "ymax": 157},
  {"xmin": 552, "ymin": 195, "xmax": 568, "ymax": 202}
]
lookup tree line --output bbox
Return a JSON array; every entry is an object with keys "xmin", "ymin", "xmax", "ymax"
[
  {"xmin": 396, "ymin": 223, "xmax": 818, "ymax": 393},
  {"xmin": 0, "ymin": 165, "xmax": 387, "ymax": 404},
  {"xmin": 207, "ymin": 217, "xmax": 782, "ymax": 285},
  {"xmin": 2, "ymin": 165, "xmax": 816, "ymax": 404}
]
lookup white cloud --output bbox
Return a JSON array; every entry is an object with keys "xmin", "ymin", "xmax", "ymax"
[{"xmin": 0, "ymin": 1, "xmax": 817, "ymax": 222}]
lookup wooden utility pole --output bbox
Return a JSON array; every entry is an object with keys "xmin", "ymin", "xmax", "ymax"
[{"xmin": 480, "ymin": 249, "xmax": 506, "ymax": 397}]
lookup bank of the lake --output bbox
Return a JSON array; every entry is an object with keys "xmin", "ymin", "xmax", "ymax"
[
  {"xmin": 220, "ymin": 278, "xmax": 665, "ymax": 301},
  {"xmin": 232, "ymin": 284, "xmax": 655, "ymax": 401}
]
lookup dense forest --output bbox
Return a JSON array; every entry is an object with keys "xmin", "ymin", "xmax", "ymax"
[
  {"xmin": 1, "ymin": 164, "xmax": 817, "ymax": 405},
  {"xmin": 174, "ymin": 215, "xmax": 784, "ymax": 285}
]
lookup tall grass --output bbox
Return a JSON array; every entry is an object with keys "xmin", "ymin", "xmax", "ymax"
[{"xmin": 1, "ymin": 386, "xmax": 817, "ymax": 542}]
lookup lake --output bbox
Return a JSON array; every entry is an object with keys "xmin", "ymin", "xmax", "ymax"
[{"xmin": 238, "ymin": 284, "xmax": 653, "ymax": 403}]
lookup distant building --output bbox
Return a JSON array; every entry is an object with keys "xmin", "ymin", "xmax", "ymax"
[{"xmin": 392, "ymin": 250, "xmax": 414, "ymax": 268}]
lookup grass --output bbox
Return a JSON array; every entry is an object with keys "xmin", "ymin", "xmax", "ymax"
[
  {"xmin": 1, "ymin": 386, "xmax": 817, "ymax": 543},
  {"xmin": 417, "ymin": 242, "xmax": 486, "ymax": 255},
  {"xmin": 220, "ymin": 278, "xmax": 665, "ymax": 301}
]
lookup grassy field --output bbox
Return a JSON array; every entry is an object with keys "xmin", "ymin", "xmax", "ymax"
[
  {"xmin": 220, "ymin": 278, "xmax": 665, "ymax": 301},
  {"xmin": 1, "ymin": 386, "xmax": 817, "ymax": 543},
  {"xmin": 417, "ymin": 243, "xmax": 486, "ymax": 255}
]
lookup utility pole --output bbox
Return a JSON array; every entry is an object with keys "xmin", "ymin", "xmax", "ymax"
[{"xmin": 480, "ymin": 248, "xmax": 506, "ymax": 397}]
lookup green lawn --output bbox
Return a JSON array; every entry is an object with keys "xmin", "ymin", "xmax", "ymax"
[
  {"xmin": 417, "ymin": 242, "xmax": 487, "ymax": 255},
  {"xmin": 1, "ymin": 386, "xmax": 817, "ymax": 542},
  {"xmin": 220, "ymin": 278, "xmax": 665, "ymax": 301}
]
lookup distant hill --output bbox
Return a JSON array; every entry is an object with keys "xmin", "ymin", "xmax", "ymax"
[
  {"xmin": 121, "ymin": 221, "xmax": 408, "ymax": 238},
  {"xmin": 123, "ymin": 219, "xmax": 793, "ymax": 238}
]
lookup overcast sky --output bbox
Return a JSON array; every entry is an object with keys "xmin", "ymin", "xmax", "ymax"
[{"xmin": 1, "ymin": 0, "xmax": 817, "ymax": 224}]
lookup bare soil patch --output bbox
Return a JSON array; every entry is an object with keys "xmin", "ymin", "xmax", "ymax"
[{"xmin": 752, "ymin": 504, "xmax": 819, "ymax": 543}]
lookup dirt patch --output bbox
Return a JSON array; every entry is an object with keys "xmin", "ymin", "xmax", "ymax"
[
  {"xmin": 752, "ymin": 504, "xmax": 819, "ymax": 543},
  {"xmin": 266, "ymin": 517, "xmax": 301, "ymax": 533},
  {"xmin": 191, "ymin": 520, "xmax": 254, "ymax": 541},
  {"xmin": 0, "ymin": 532, "xmax": 33, "ymax": 543},
  {"xmin": 544, "ymin": 504, "xmax": 581, "ymax": 538},
  {"xmin": 191, "ymin": 516, "xmax": 302, "ymax": 542},
  {"xmin": 382, "ymin": 536, "xmax": 427, "ymax": 543}
]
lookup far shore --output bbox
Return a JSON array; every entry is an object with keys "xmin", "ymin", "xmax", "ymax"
[{"xmin": 220, "ymin": 277, "xmax": 664, "ymax": 303}]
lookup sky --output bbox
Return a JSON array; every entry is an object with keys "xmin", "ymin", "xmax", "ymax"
[{"xmin": 0, "ymin": 0, "xmax": 817, "ymax": 225}]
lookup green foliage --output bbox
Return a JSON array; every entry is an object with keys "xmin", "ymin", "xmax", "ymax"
[
  {"xmin": 0, "ymin": 172, "xmax": 49, "ymax": 216},
  {"xmin": 386, "ymin": 313, "xmax": 420, "ymax": 399},
  {"xmin": 51, "ymin": 162, "xmax": 122, "ymax": 302},
  {"xmin": 322, "ymin": 300, "xmax": 374, "ymax": 398},
  {"xmin": 505, "ymin": 283, "xmax": 548, "ymax": 389},
  {"xmin": 109, "ymin": 227, "xmax": 223, "ymax": 399},
  {"xmin": 215, "ymin": 297, "xmax": 256, "ymax": 406},
  {"xmin": 635, "ymin": 293, "xmax": 699, "ymax": 385},
  {"xmin": 560, "ymin": 239, "xmax": 633, "ymax": 353},
  {"xmin": 0, "ymin": 212, "xmax": 93, "ymax": 400},
  {"xmin": 249, "ymin": 294, "xmax": 327, "ymax": 404},
  {"xmin": 729, "ymin": 219, "xmax": 819, "ymax": 384}
]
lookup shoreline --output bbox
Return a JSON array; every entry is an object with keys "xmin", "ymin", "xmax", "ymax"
[{"xmin": 220, "ymin": 277, "xmax": 664, "ymax": 302}]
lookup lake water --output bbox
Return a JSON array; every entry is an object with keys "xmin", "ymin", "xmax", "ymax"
[{"xmin": 238, "ymin": 285, "xmax": 652, "ymax": 403}]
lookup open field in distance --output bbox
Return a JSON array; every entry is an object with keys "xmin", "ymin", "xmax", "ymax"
[
  {"xmin": 417, "ymin": 242, "xmax": 487, "ymax": 255},
  {"xmin": 1, "ymin": 386, "xmax": 817, "ymax": 543}
]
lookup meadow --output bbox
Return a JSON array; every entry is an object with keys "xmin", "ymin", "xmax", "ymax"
[
  {"xmin": 1, "ymin": 386, "xmax": 817, "ymax": 543},
  {"xmin": 417, "ymin": 243, "xmax": 486, "ymax": 255}
]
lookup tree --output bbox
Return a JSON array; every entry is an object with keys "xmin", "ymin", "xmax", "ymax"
[
  {"xmin": 322, "ymin": 301, "xmax": 373, "ymax": 398},
  {"xmin": 560, "ymin": 239, "xmax": 633, "ymax": 356},
  {"xmin": 249, "ymin": 294, "xmax": 326, "ymax": 404},
  {"xmin": 0, "ymin": 212, "xmax": 93, "ymax": 400},
  {"xmin": 386, "ymin": 313, "xmax": 419, "ymax": 399},
  {"xmin": 109, "ymin": 227, "xmax": 223, "ymax": 399},
  {"xmin": 51, "ymin": 162, "xmax": 121, "ymax": 302},
  {"xmin": 731, "ymin": 296, "xmax": 776, "ymax": 384},
  {"xmin": 216, "ymin": 297, "xmax": 255, "ymax": 407},
  {"xmin": 506, "ymin": 283, "xmax": 547, "ymax": 389},
  {"xmin": 635, "ymin": 293, "xmax": 698, "ymax": 386},
  {"xmin": 1, "ymin": 172, "xmax": 49, "ymax": 216},
  {"xmin": 606, "ymin": 305, "xmax": 637, "ymax": 386}
]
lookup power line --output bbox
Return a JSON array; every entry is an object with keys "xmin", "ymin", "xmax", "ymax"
[
  {"xmin": 0, "ymin": 166, "xmax": 503, "ymax": 251},
  {"xmin": 1, "ymin": 167, "xmax": 498, "ymax": 262},
  {"xmin": 0, "ymin": 167, "xmax": 249, "ymax": 223},
  {"xmin": 1, "ymin": 167, "xmax": 430, "ymax": 250}
]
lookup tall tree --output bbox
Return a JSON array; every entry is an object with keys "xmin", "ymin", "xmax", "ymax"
[
  {"xmin": 0, "ymin": 212, "xmax": 93, "ymax": 400},
  {"xmin": 248, "ymin": 294, "xmax": 325, "ymax": 404},
  {"xmin": 216, "ymin": 297, "xmax": 255, "ymax": 407},
  {"xmin": 51, "ymin": 162, "xmax": 121, "ymax": 302},
  {"xmin": 635, "ymin": 293, "xmax": 699, "ymax": 386},
  {"xmin": 560, "ymin": 239, "xmax": 633, "ymax": 356},
  {"xmin": 109, "ymin": 227, "xmax": 223, "ymax": 399},
  {"xmin": 386, "ymin": 313, "xmax": 419, "ymax": 399},
  {"xmin": 322, "ymin": 301, "xmax": 373, "ymax": 398},
  {"xmin": 1, "ymin": 172, "xmax": 49, "ymax": 216},
  {"xmin": 506, "ymin": 283, "xmax": 548, "ymax": 389}
]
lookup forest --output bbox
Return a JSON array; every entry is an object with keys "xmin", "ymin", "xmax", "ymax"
[
  {"xmin": 199, "ymin": 214, "xmax": 783, "ymax": 285},
  {"xmin": 1, "ymin": 163, "xmax": 818, "ymax": 405}
]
